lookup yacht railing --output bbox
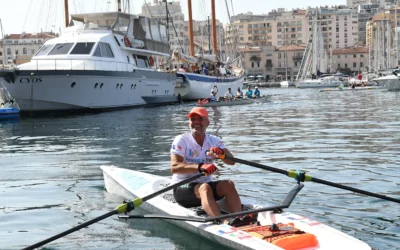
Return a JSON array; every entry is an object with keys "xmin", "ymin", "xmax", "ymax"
[{"xmin": 28, "ymin": 59, "xmax": 137, "ymax": 72}]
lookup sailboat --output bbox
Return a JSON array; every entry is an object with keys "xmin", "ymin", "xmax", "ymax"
[
  {"xmin": 296, "ymin": 9, "xmax": 340, "ymax": 89},
  {"xmin": 0, "ymin": 0, "xmax": 178, "ymax": 113},
  {"xmin": 172, "ymin": 0, "xmax": 244, "ymax": 100}
]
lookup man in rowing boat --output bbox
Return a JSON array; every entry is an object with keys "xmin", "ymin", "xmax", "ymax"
[
  {"xmin": 224, "ymin": 88, "xmax": 234, "ymax": 101},
  {"xmin": 170, "ymin": 107, "xmax": 243, "ymax": 225}
]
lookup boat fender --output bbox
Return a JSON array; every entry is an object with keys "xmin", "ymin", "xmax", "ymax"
[
  {"xmin": 149, "ymin": 56, "xmax": 155, "ymax": 66},
  {"xmin": 124, "ymin": 36, "xmax": 132, "ymax": 48}
]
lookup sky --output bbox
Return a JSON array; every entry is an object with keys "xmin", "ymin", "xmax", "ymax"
[{"xmin": 0, "ymin": 0, "xmax": 346, "ymax": 35}]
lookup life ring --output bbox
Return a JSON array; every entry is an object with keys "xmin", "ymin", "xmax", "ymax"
[
  {"xmin": 124, "ymin": 36, "xmax": 132, "ymax": 47},
  {"xmin": 149, "ymin": 56, "xmax": 154, "ymax": 66}
]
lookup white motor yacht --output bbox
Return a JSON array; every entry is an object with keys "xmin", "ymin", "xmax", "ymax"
[{"xmin": 0, "ymin": 12, "xmax": 177, "ymax": 112}]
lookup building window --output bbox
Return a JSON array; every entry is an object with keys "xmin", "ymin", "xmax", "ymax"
[
  {"xmin": 353, "ymin": 62, "xmax": 357, "ymax": 67},
  {"xmin": 337, "ymin": 55, "xmax": 340, "ymax": 59},
  {"xmin": 360, "ymin": 62, "xmax": 363, "ymax": 67},
  {"xmin": 257, "ymin": 62, "xmax": 260, "ymax": 67},
  {"xmin": 345, "ymin": 63, "xmax": 348, "ymax": 68},
  {"xmin": 23, "ymin": 48, "xmax": 27, "ymax": 54},
  {"xmin": 338, "ymin": 64, "xmax": 340, "ymax": 68},
  {"xmin": 353, "ymin": 54, "xmax": 356, "ymax": 58},
  {"xmin": 252, "ymin": 62, "xmax": 254, "ymax": 68}
]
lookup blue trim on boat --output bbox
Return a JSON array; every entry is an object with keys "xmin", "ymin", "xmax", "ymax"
[
  {"xmin": 177, "ymin": 72, "xmax": 242, "ymax": 83},
  {"xmin": 0, "ymin": 107, "xmax": 20, "ymax": 120}
]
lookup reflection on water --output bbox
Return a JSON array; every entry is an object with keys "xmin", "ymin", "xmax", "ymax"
[{"xmin": 0, "ymin": 88, "xmax": 399, "ymax": 249}]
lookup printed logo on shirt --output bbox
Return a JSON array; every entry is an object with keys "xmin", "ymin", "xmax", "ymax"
[
  {"xmin": 172, "ymin": 144, "xmax": 182, "ymax": 151},
  {"xmin": 188, "ymin": 149, "xmax": 199, "ymax": 158}
]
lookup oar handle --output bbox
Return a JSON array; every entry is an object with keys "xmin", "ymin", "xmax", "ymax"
[{"xmin": 225, "ymin": 156, "xmax": 288, "ymax": 175}]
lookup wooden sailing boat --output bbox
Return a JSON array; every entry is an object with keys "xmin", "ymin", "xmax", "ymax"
[{"xmin": 173, "ymin": 0, "xmax": 244, "ymax": 100}]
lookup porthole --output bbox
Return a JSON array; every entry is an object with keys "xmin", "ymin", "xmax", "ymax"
[
  {"xmin": 131, "ymin": 84, "xmax": 134, "ymax": 89},
  {"xmin": 120, "ymin": 84, "xmax": 123, "ymax": 89},
  {"xmin": 100, "ymin": 83, "xmax": 104, "ymax": 88},
  {"xmin": 95, "ymin": 83, "xmax": 98, "ymax": 88},
  {"xmin": 116, "ymin": 83, "xmax": 119, "ymax": 89},
  {"xmin": 71, "ymin": 82, "xmax": 76, "ymax": 88}
]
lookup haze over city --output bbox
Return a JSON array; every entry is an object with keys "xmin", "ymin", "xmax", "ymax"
[{"xmin": 0, "ymin": 0, "xmax": 345, "ymax": 34}]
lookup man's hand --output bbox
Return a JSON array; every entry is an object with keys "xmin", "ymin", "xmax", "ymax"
[
  {"xmin": 198, "ymin": 163, "xmax": 217, "ymax": 176},
  {"xmin": 207, "ymin": 147, "xmax": 225, "ymax": 159}
]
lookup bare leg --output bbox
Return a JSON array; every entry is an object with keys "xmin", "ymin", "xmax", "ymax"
[
  {"xmin": 194, "ymin": 183, "xmax": 221, "ymax": 217},
  {"xmin": 216, "ymin": 180, "xmax": 242, "ymax": 213}
]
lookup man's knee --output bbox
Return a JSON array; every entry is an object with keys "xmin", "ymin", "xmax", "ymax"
[
  {"xmin": 196, "ymin": 183, "xmax": 213, "ymax": 197},
  {"xmin": 217, "ymin": 180, "xmax": 237, "ymax": 196}
]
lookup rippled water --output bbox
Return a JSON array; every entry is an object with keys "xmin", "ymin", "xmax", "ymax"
[{"xmin": 0, "ymin": 88, "xmax": 399, "ymax": 250}]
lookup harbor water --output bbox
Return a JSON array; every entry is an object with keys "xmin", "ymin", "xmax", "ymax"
[{"xmin": 0, "ymin": 88, "xmax": 399, "ymax": 250}]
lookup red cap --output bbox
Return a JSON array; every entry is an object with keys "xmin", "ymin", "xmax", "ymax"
[{"xmin": 188, "ymin": 107, "xmax": 208, "ymax": 118}]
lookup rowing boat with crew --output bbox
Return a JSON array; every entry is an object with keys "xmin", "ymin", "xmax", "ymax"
[
  {"xmin": 196, "ymin": 97, "xmax": 267, "ymax": 107},
  {"xmin": 318, "ymin": 86, "xmax": 382, "ymax": 92},
  {"xmin": 103, "ymin": 166, "xmax": 370, "ymax": 250},
  {"xmin": 22, "ymin": 156, "xmax": 400, "ymax": 250}
]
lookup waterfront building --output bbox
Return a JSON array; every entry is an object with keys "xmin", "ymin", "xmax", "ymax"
[
  {"xmin": 0, "ymin": 32, "xmax": 57, "ymax": 65},
  {"xmin": 274, "ymin": 44, "xmax": 306, "ymax": 81},
  {"xmin": 331, "ymin": 46, "xmax": 369, "ymax": 74},
  {"xmin": 357, "ymin": 3, "xmax": 381, "ymax": 45},
  {"xmin": 306, "ymin": 6, "xmax": 359, "ymax": 50},
  {"xmin": 141, "ymin": 0, "xmax": 186, "ymax": 52}
]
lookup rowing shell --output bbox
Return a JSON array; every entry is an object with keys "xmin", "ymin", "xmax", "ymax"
[
  {"xmin": 319, "ymin": 86, "xmax": 382, "ymax": 92},
  {"xmin": 197, "ymin": 97, "xmax": 266, "ymax": 107},
  {"xmin": 102, "ymin": 166, "xmax": 371, "ymax": 250}
]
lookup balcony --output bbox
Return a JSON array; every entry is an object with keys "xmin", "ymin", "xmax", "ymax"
[
  {"xmin": 293, "ymin": 55, "xmax": 303, "ymax": 61},
  {"xmin": 265, "ymin": 62, "xmax": 273, "ymax": 67}
]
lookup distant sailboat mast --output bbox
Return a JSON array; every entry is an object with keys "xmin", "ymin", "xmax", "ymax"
[{"xmin": 64, "ymin": 0, "xmax": 69, "ymax": 27}]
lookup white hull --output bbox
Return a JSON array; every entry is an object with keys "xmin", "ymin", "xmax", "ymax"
[
  {"xmin": 280, "ymin": 81, "xmax": 290, "ymax": 88},
  {"xmin": 296, "ymin": 79, "xmax": 341, "ymax": 88},
  {"xmin": 0, "ymin": 69, "xmax": 176, "ymax": 111},
  {"xmin": 372, "ymin": 75, "xmax": 400, "ymax": 91},
  {"xmin": 175, "ymin": 72, "xmax": 244, "ymax": 100},
  {"xmin": 102, "ymin": 166, "xmax": 371, "ymax": 250}
]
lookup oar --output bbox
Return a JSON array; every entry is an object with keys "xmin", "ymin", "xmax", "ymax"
[
  {"xmin": 222, "ymin": 155, "xmax": 400, "ymax": 204},
  {"xmin": 22, "ymin": 172, "xmax": 205, "ymax": 250}
]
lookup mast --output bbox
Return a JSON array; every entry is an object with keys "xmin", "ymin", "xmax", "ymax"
[
  {"xmin": 396, "ymin": 7, "xmax": 398, "ymax": 66},
  {"xmin": 188, "ymin": 0, "xmax": 194, "ymax": 56},
  {"xmin": 208, "ymin": 16, "xmax": 211, "ymax": 53},
  {"xmin": 117, "ymin": 0, "xmax": 122, "ymax": 12},
  {"xmin": 211, "ymin": 0, "xmax": 217, "ymax": 55},
  {"xmin": 64, "ymin": 0, "xmax": 69, "ymax": 28},
  {"xmin": 0, "ymin": 19, "xmax": 5, "ymax": 67},
  {"xmin": 284, "ymin": 23, "xmax": 288, "ymax": 81}
]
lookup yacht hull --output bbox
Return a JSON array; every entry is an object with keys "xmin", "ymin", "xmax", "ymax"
[
  {"xmin": 372, "ymin": 75, "xmax": 400, "ymax": 91},
  {"xmin": 296, "ymin": 79, "xmax": 341, "ymax": 88},
  {"xmin": 175, "ymin": 72, "xmax": 244, "ymax": 100},
  {"xmin": 0, "ymin": 69, "xmax": 177, "ymax": 111}
]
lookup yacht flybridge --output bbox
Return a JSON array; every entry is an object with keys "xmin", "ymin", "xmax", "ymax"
[{"xmin": 0, "ymin": 12, "xmax": 177, "ymax": 113}]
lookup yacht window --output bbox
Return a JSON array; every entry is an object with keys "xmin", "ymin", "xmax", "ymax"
[
  {"xmin": 99, "ymin": 43, "xmax": 114, "ymax": 58},
  {"xmin": 150, "ymin": 19, "xmax": 161, "ymax": 41},
  {"xmin": 140, "ymin": 17, "xmax": 152, "ymax": 40},
  {"xmin": 93, "ymin": 44, "xmax": 101, "ymax": 57},
  {"xmin": 132, "ymin": 54, "xmax": 138, "ymax": 66},
  {"xmin": 70, "ymin": 42, "xmax": 95, "ymax": 54},
  {"xmin": 136, "ymin": 55, "xmax": 148, "ymax": 68},
  {"xmin": 35, "ymin": 44, "xmax": 54, "ymax": 56},
  {"xmin": 113, "ymin": 16, "xmax": 130, "ymax": 33},
  {"xmin": 48, "ymin": 43, "xmax": 74, "ymax": 55},
  {"xmin": 160, "ymin": 24, "xmax": 168, "ymax": 43}
]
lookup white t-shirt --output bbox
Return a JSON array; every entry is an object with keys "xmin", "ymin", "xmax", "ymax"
[{"xmin": 170, "ymin": 132, "xmax": 226, "ymax": 184}]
